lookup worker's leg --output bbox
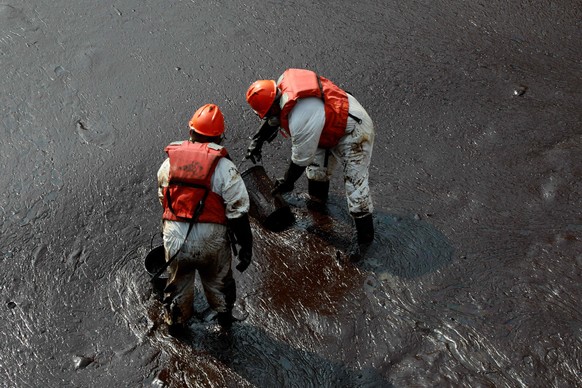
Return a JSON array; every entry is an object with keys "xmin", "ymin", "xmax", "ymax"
[
  {"xmin": 337, "ymin": 126, "xmax": 374, "ymax": 213},
  {"xmin": 197, "ymin": 237, "xmax": 236, "ymax": 330},
  {"xmin": 335, "ymin": 111, "xmax": 375, "ymax": 261},
  {"xmin": 306, "ymin": 148, "xmax": 337, "ymax": 202},
  {"xmin": 163, "ymin": 256, "xmax": 196, "ymax": 327},
  {"xmin": 162, "ymin": 222, "xmax": 227, "ymax": 330}
]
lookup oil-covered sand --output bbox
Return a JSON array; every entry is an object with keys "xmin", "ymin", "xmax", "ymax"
[{"xmin": 1, "ymin": 1, "xmax": 580, "ymax": 386}]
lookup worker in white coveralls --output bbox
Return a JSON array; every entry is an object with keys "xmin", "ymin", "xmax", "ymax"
[
  {"xmin": 157, "ymin": 103, "xmax": 253, "ymax": 334},
  {"xmin": 244, "ymin": 68, "xmax": 375, "ymax": 262}
]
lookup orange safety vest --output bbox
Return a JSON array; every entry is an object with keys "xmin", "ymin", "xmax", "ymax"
[
  {"xmin": 278, "ymin": 68, "xmax": 350, "ymax": 149},
  {"xmin": 162, "ymin": 141, "xmax": 228, "ymax": 225}
]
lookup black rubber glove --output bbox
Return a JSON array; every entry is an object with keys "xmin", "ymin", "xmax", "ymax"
[
  {"xmin": 236, "ymin": 246, "xmax": 252, "ymax": 272},
  {"xmin": 245, "ymin": 120, "xmax": 279, "ymax": 164},
  {"xmin": 227, "ymin": 214, "xmax": 253, "ymax": 273},
  {"xmin": 245, "ymin": 138, "xmax": 263, "ymax": 164},
  {"xmin": 271, "ymin": 162, "xmax": 306, "ymax": 195}
]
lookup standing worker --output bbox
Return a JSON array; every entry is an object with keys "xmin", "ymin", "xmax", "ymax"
[
  {"xmin": 244, "ymin": 68, "xmax": 375, "ymax": 262},
  {"xmin": 157, "ymin": 103, "xmax": 253, "ymax": 334}
]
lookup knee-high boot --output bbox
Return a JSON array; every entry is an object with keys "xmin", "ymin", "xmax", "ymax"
[
  {"xmin": 308, "ymin": 179, "xmax": 330, "ymax": 202},
  {"xmin": 348, "ymin": 212, "xmax": 374, "ymax": 262}
]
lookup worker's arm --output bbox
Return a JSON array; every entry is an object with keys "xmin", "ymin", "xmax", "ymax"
[
  {"xmin": 213, "ymin": 158, "xmax": 253, "ymax": 272},
  {"xmin": 271, "ymin": 161, "xmax": 306, "ymax": 195},
  {"xmin": 288, "ymin": 97, "xmax": 325, "ymax": 166},
  {"xmin": 227, "ymin": 214, "xmax": 253, "ymax": 272},
  {"xmin": 156, "ymin": 158, "xmax": 170, "ymax": 205},
  {"xmin": 271, "ymin": 98, "xmax": 324, "ymax": 194},
  {"xmin": 245, "ymin": 119, "xmax": 279, "ymax": 163}
]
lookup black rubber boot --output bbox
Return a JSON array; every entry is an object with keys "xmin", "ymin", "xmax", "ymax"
[
  {"xmin": 164, "ymin": 303, "xmax": 187, "ymax": 337},
  {"xmin": 216, "ymin": 310, "xmax": 233, "ymax": 331},
  {"xmin": 348, "ymin": 213, "xmax": 374, "ymax": 263},
  {"xmin": 355, "ymin": 213, "xmax": 374, "ymax": 244},
  {"xmin": 308, "ymin": 179, "xmax": 330, "ymax": 203}
]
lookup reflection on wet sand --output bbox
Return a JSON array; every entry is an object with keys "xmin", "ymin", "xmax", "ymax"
[{"xmin": 132, "ymin": 194, "xmax": 454, "ymax": 386}]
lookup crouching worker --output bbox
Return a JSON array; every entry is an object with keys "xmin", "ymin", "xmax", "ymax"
[
  {"xmin": 245, "ymin": 69, "xmax": 375, "ymax": 262},
  {"xmin": 157, "ymin": 103, "xmax": 253, "ymax": 334}
]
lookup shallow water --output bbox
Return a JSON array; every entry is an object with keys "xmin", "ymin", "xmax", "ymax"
[{"xmin": 1, "ymin": 0, "xmax": 581, "ymax": 387}]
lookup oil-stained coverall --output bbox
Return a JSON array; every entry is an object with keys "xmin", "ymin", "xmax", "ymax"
[
  {"xmin": 157, "ymin": 142, "xmax": 250, "ymax": 328},
  {"xmin": 245, "ymin": 69, "xmax": 375, "ymax": 261},
  {"xmin": 286, "ymin": 93, "xmax": 375, "ymax": 215}
]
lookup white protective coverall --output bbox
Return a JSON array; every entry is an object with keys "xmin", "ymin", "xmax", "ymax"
[
  {"xmin": 287, "ymin": 93, "xmax": 375, "ymax": 214},
  {"xmin": 157, "ymin": 146, "xmax": 250, "ymax": 325}
]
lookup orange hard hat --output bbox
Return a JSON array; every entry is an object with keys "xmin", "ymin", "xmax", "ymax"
[
  {"xmin": 188, "ymin": 104, "xmax": 225, "ymax": 137},
  {"xmin": 246, "ymin": 80, "xmax": 277, "ymax": 119}
]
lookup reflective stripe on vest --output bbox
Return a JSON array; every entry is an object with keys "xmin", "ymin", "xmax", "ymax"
[
  {"xmin": 278, "ymin": 68, "xmax": 349, "ymax": 149},
  {"xmin": 162, "ymin": 141, "xmax": 228, "ymax": 225}
]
